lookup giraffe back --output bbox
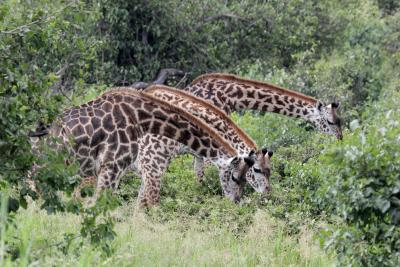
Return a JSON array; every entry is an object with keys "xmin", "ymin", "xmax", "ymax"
[
  {"xmin": 144, "ymin": 85, "xmax": 257, "ymax": 155},
  {"xmin": 190, "ymin": 73, "xmax": 317, "ymax": 104}
]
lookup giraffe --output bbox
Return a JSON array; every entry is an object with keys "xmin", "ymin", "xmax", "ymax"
[
  {"xmin": 186, "ymin": 73, "xmax": 343, "ymax": 139},
  {"xmin": 184, "ymin": 73, "xmax": 343, "ymax": 178},
  {"xmin": 73, "ymin": 85, "xmax": 274, "ymax": 203},
  {"xmin": 75, "ymin": 72, "xmax": 342, "ymax": 197},
  {"xmin": 34, "ymin": 89, "xmax": 257, "ymax": 206},
  {"xmin": 143, "ymin": 85, "xmax": 273, "ymax": 193}
]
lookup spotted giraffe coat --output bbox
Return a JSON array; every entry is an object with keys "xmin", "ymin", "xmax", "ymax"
[
  {"xmin": 74, "ymin": 85, "xmax": 274, "ymax": 202},
  {"xmin": 36, "ymin": 89, "xmax": 256, "ymax": 206}
]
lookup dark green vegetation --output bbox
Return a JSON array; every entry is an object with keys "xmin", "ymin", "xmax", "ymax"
[{"xmin": 1, "ymin": 0, "xmax": 399, "ymax": 266}]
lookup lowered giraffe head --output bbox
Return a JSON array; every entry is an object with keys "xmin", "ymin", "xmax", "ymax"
[
  {"xmin": 310, "ymin": 101, "xmax": 343, "ymax": 140},
  {"xmin": 245, "ymin": 148, "xmax": 273, "ymax": 194},
  {"xmin": 221, "ymin": 150, "xmax": 257, "ymax": 203},
  {"xmin": 211, "ymin": 147, "xmax": 273, "ymax": 202}
]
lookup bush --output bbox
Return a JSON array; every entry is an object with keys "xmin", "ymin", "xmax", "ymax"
[
  {"xmin": 0, "ymin": 0, "xmax": 102, "ymax": 202},
  {"xmin": 306, "ymin": 90, "xmax": 400, "ymax": 266}
]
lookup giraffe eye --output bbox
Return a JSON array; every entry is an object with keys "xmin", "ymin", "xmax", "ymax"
[
  {"xmin": 253, "ymin": 167, "xmax": 262, "ymax": 173},
  {"xmin": 327, "ymin": 120, "xmax": 335, "ymax": 125}
]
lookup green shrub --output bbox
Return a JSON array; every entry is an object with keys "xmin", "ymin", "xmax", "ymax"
[
  {"xmin": 305, "ymin": 90, "xmax": 400, "ymax": 266},
  {"xmin": 0, "ymin": 0, "xmax": 102, "ymax": 205}
]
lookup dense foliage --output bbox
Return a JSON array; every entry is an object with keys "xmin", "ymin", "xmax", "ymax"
[
  {"xmin": 1, "ymin": 0, "xmax": 400, "ymax": 265},
  {"xmin": 318, "ymin": 90, "xmax": 400, "ymax": 266}
]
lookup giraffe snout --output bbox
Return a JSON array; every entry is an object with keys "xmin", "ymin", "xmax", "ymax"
[
  {"xmin": 264, "ymin": 184, "xmax": 271, "ymax": 193},
  {"xmin": 258, "ymin": 183, "xmax": 271, "ymax": 194},
  {"xmin": 336, "ymin": 130, "xmax": 343, "ymax": 140}
]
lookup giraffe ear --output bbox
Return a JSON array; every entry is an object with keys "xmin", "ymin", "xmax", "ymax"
[
  {"xmin": 331, "ymin": 102, "xmax": 340, "ymax": 109},
  {"xmin": 244, "ymin": 156, "xmax": 255, "ymax": 167},
  {"xmin": 316, "ymin": 101, "xmax": 325, "ymax": 111},
  {"xmin": 230, "ymin": 156, "xmax": 240, "ymax": 165},
  {"xmin": 261, "ymin": 147, "xmax": 269, "ymax": 155},
  {"xmin": 244, "ymin": 150, "xmax": 256, "ymax": 167},
  {"xmin": 248, "ymin": 149, "xmax": 256, "ymax": 157}
]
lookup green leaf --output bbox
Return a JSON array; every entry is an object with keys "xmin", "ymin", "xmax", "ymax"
[{"xmin": 375, "ymin": 197, "xmax": 391, "ymax": 213}]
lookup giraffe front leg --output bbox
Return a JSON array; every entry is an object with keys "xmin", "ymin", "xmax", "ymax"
[
  {"xmin": 87, "ymin": 163, "xmax": 123, "ymax": 206},
  {"xmin": 193, "ymin": 156, "xmax": 206, "ymax": 183},
  {"xmin": 137, "ymin": 170, "xmax": 162, "ymax": 208},
  {"xmin": 136, "ymin": 148, "xmax": 171, "ymax": 208},
  {"xmin": 137, "ymin": 158, "xmax": 167, "ymax": 208}
]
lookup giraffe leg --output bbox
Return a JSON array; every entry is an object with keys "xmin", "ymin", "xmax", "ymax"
[
  {"xmin": 193, "ymin": 156, "xmax": 206, "ymax": 182},
  {"xmin": 136, "ymin": 154, "xmax": 168, "ymax": 208},
  {"xmin": 137, "ymin": 169, "xmax": 163, "ymax": 208},
  {"xmin": 89, "ymin": 163, "xmax": 123, "ymax": 205},
  {"xmin": 135, "ymin": 141, "xmax": 173, "ymax": 208}
]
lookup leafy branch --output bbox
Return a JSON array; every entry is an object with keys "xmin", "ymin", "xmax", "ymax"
[{"xmin": 0, "ymin": 1, "xmax": 79, "ymax": 35}]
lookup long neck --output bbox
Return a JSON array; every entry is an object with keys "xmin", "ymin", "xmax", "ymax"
[
  {"xmin": 186, "ymin": 75, "xmax": 319, "ymax": 124},
  {"xmin": 144, "ymin": 86, "xmax": 257, "ymax": 155}
]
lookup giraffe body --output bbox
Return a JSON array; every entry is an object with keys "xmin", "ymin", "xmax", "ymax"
[
  {"xmin": 73, "ymin": 85, "xmax": 274, "ymax": 203},
  {"xmin": 40, "ymin": 89, "xmax": 255, "ymax": 206}
]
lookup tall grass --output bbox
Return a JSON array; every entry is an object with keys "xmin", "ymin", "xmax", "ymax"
[{"xmin": 3, "ymin": 202, "xmax": 333, "ymax": 266}]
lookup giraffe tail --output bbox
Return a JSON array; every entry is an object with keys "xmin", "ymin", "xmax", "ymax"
[{"xmin": 28, "ymin": 128, "xmax": 50, "ymax": 137}]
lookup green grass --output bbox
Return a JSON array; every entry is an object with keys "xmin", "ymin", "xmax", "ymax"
[{"xmin": 1, "ymin": 199, "xmax": 333, "ymax": 266}]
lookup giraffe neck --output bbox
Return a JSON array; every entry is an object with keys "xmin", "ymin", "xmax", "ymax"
[
  {"xmin": 187, "ymin": 73, "xmax": 319, "ymax": 124},
  {"xmin": 101, "ymin": 89, "xmax": 237, "ymax": 161},
  {"xmin": 144, "ymin": 85, "xmax": 257, "ymax": 155}
]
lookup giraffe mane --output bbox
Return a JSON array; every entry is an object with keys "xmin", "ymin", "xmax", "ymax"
[
  {"xmin": 145, "ymin": 85, "xmax": 257, "ymax": 150},
  {"xmin": 102, "ymin": 88, "xmax": 237, "ymax": 156},
  {"xmin": 190, "ymin": 73, "xmax": 318, "ymax": 105}
]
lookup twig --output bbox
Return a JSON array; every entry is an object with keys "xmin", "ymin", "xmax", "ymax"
[
  {"xmin": 153, "ymin": 68, "xmax": 185, "ymax": 84},
  {"xmin": 195, "ymin": 13, "xmax": 249, "ymax": 30},
  {"xmin": 175, "ymin": 72, "xmax": 189, "ymax": 88},
  {"xmin": 0, "ymin": 1, "xmax": 78, "ymax": 35},
  {"xmin": 130, "ymin": 82, "xmax": 150, "ymax": 90},
  {"xmin": 130, "ymin": 68, "xmax": 185, "ymax": 89}
]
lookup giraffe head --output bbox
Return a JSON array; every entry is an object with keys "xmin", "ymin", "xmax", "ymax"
[
  {"xmin": 245, "ymin": 148, "xmax": 273, "ymax": 194},
  {"xmin": 219, "ymin": 151, "xmax": 257, "ymax": 203},
  {"xmin": 312, "ymin": 101, "xmax": 343, "ymax": 140}
]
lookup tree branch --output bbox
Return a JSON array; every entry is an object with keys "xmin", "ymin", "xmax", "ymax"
[
  {"xmin": 130, "ymin": 68, "xmax": 186, "ymax": 89},
  {"xmin": 0, "ymin": 1, "xmax": 78, "ymax": 35},
  {"xmin": 195, "ymin": 13, "xmax": 249, "ymax": 30},
  {"xmin": 153, "ymin": 68, "xmax": 185, "ymax": 84},
  {"xmin": 175, "ymin": 72, "xmax": 189, "ymax": 88}
]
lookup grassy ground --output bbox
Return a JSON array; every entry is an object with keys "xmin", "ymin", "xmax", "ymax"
[{"xmin": 1, "ymin": 201, "xmax": 333, "ymax": 267}]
